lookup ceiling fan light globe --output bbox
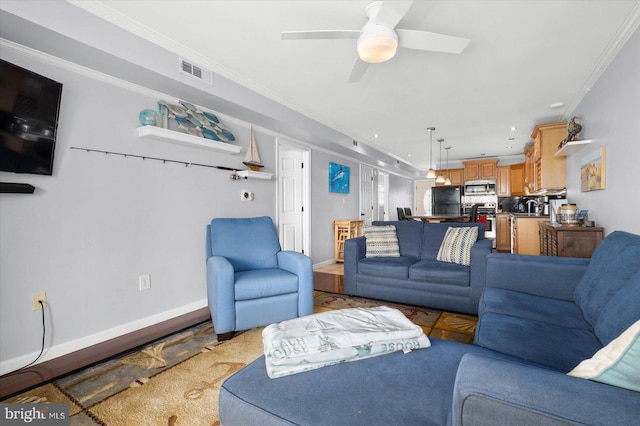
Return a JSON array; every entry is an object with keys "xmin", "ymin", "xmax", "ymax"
[
  {"xmin": 357, "ymin": 24, "xmax": 398, "ymax": 64},
  {"xmin": 358, "ymin": 35, "xmax": 397, "ymax": 63}
]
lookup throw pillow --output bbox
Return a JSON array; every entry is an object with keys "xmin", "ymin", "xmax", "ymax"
[
  {"xmin": 436, "ymin": 226, "xmax": 478, "ymax": 266},
  {"xmin": 567, "ymin": 319, "xmax": 640, "ymax": 392},
  {"xmin": 364, "ymin": 225, "xmax": 400, "ymax": 258}
]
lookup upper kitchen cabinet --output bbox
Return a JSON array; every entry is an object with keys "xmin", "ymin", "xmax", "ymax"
[
  {"xmin": 463, "ymin": 159, "xmax": 498, "ymax": 181},
  {"xmin": 496, "ymin": 165, "xmax": 511, "ymax": 196},
  {"xmin": 524, "ymin": 146, "xmax": 535, "ymax": 194},
  {"xmin": 434, "ymin": 168, "xmax": 464, "ymax": 186},
  {"xmin": 510, "ymin": 163, "xmax": 525, "ymax": 196},
  {"xmin": 531, "ymin": 122, "xmax": 567, "ymax": 190}
]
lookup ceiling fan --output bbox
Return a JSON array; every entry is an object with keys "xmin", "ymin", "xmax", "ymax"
[{"xmin": 281, "ymin": 1, "xmax": 470, "ymax": 83}]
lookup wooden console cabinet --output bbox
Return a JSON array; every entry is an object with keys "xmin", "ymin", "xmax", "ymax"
[
  {"xmin": 333, "ymin": 220, "xmax": 364, "ymax": 262},
  {"xmin": 539, "ymin": 222, "xmax": 603, "ymax": 258}
]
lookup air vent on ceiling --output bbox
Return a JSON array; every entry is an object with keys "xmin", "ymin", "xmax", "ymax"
[{"xmin": 178, "ymin": 57, "xmax": 213, "ymax": 84}]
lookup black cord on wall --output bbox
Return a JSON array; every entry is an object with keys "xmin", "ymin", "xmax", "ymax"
[{"xmin": 3, "ymin": 300, "xmax": 46, "ymax": 376}]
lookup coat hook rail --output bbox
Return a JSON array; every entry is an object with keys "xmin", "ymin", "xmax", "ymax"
[{"xmin": 69, "ymin": 146, "xmax": 245, "ymax": 175}]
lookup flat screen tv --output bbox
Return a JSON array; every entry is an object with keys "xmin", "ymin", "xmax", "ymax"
[{"xmin": 0, "ymin": 59, "xmax": 63, "ymax": 175}]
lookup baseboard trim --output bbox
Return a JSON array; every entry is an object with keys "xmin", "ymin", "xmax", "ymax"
[{"xmin": 0, "ymin": 307, "xmax": 211, "ymax": 399}]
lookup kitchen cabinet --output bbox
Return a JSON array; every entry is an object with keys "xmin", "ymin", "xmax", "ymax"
[
  {"xmin": 539, "ymin": 222, "xmax": 603, "ymax": 258},
  {"xmin": 511, "ymin": 215, "xmax": 547, "ymax": 255},
  {"xmin": 434, "ymin": 168, "xmax": 464, "ymax": 186},
  {"xmin": 333, "ymin": 220, "xmax": 364, "ymax": 262},
  {"xmin": 496, "ymin": 166, "xmax": 511, "ymax": 196},
  {"xmin": 531, "ymin": 122, "xmax": 567, "ymax": 190},
  {"xmin": 496, "ymin": 213, "xmax": 511, "ymax": 252},
  {"xmin": 462, "ymin": 159, "xmax": 498, "ymax": 181},
  {"xmin": 510, "ymin": 163, "xmax": 525, "ymax": 196},
  {"xmin": 523, "ymin": 147, "xmax": 535, "ymax": 194}
]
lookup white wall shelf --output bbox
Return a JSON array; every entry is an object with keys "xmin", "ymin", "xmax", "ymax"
[
  {"xmin": 555, "ymin": 139, "xmax": 592, "ymax": 157},
  {"xmin": 236, "ymin": 170, "xmax": 273, "ymax": 180},
  {"xmin": 136, "ymin": 125, "xmax": 242, "ymax": 154}
]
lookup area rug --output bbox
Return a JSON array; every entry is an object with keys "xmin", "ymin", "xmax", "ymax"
[{"xmin": 2, "ymin": 293, "xmax": 477, "ymax": 425}]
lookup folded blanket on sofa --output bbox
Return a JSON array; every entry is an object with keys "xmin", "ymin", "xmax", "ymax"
[{"xmin": 263, "ymin": 306, "xmax": 431, "ymax": 378}]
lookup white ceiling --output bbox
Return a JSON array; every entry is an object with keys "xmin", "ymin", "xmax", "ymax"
[{"xmin": 55, "ymin": 1, "xmax": 640, "ymax": 169}]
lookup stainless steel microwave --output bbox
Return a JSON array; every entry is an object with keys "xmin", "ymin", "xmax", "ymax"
[{"xmin": 464, "ymin": 180, "xmax": 496, "ymax": 195}]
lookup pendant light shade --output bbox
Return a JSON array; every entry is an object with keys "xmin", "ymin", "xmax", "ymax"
[
  {"xmin": 435, "ymin": 139, "xmax": 445, "ymax": 183},
  {"xmin": 426, "ymin": 127, "xmax": 436, "ymax": 179},
  {"xmin": 444, "ymin": 146, "xmax": 452, "ymax": 185}
]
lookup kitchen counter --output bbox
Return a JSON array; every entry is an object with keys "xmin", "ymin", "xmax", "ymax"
[{"xmin": 509, "ymin": 213, "xmax": 550, "ymax": 218}]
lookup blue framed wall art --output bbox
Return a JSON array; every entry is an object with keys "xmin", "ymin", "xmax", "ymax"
[{"xmin": 329, "ymin": 162, "xmax": 350, "ymax": 194}]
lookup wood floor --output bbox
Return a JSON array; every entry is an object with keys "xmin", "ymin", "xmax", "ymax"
[
  {"xmin": 1, "ymin": 264, "xmax": 474, "ymax": 400},
  {"xmin": 314, "ymin": 263, "xmax": 345, "ymax": 293}
]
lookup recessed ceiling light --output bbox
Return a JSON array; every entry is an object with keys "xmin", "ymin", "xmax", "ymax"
[
  {"xmin": 510, "ymin": 126, "xmax": 517, "ymax": 132},
  {"xmin": 506, "ymin": 146, "xmax": 513, "ymax": 149},
  {"xmin": 550, "ymin": 102, "xmax": 564, "ymax": 109},
  {"xmin": 374, "ymin": 133, "xmax": 379, "ymax": 138}
]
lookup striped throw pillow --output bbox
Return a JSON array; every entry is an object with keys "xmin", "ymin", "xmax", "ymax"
[
  {"xmin": 437, "ymin": 226, "xmax": 478, "ymax": 266},
  {"xmin": 364, "ymin": 225, "xmax": 400, "ymax": 258}
]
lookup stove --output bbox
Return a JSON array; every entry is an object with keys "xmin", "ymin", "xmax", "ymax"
[{"xmin": 462, "ymin": 199, "xmax": 497, "ymax": 246}]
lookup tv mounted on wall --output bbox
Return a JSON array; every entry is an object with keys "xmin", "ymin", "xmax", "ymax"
[{"xmin": 0, "ymin": 59, "xmax": 63, "ymax": 176}]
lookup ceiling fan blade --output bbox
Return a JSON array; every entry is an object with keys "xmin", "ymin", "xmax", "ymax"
[
  {"xmin": 396, "ymin": 29, "xmax": 470, "ymax": 54},
  {"xmin": 373, "ymin": 1, "xmax": 414, "ymax": 28},
  {"xmin": 348, "ymin": 57, "xmax": 369, "ymax": 83},
  {"xmin": 281, "ymin": 30, "xmax": 361, "ymax": 40}
]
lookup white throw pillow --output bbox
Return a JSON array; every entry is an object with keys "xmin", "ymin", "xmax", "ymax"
[
  {"xmin": 437, "ymin": 226, "xmax": 478, "ymax": 266},
  {"xmin": 364, "ymin": 225, "xmax": 400, "ymax": 258},
  {"xmin": 567, "ymin": 319, "xmax": 640, "ymax": 392}
]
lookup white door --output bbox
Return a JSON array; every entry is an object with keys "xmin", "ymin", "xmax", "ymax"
[
  {"xmin": 277, "ymin": 140, "xmax": 310, "ymax": 255},
  {"xmin": 360, "ymin": 165, "xmax": 375, "ymax": 225},
  {"xmin": 378, "ymin": 171, "xmax": 389, "ymax": 220}
]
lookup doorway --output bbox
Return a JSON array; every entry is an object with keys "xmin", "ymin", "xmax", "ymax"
[
  {"xmin": 360, "ymin": 165, "xmax": 376, "ymax": 225},
  {"xmin": 415, "ymin": 180, "xmax": 435, "ymax": 215},
  {"xmin": 276, "ymin": 139, "xmax": 310, "ymax": 255}
]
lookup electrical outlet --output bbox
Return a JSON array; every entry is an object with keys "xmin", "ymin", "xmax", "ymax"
[
  {"xmin": 241, "ymin": 190, "xmax": 254, "ymax": 201},
  {"xmin": 139, "ymin": 274, "xmax": 151, "ymax": 291},
  {"xmin": 32, "ymin": 292, "xmax": 46, "ymax": 310}
]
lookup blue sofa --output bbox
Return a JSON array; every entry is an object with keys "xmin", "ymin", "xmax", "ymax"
[
  {"xmin": 219, "ymin": 230, "xmax": 640, "ymax": 425},
  {"xmin": 344, "ymin": 221, "xmax": 492, "ymax": 314}
]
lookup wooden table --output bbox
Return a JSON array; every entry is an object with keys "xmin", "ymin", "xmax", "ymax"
[{"xmin": 406, "ymin": 215, "xmax": 469, "ymax": 223}]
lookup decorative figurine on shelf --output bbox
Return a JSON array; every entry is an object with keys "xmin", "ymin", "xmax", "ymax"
[
  {"xmin": 138, "ymin": 109, "xmax": 159, "ymax": 126},
  {"xmin": 152, "ymin": 99, "xmax": 236, "ymax": 143},
  {"xmin": 243, "ymin": 125, "xmax": 264, "ymax": 171},
  {"xmin": 558, "ymin": 116, "xmax": 583, "ymax": 150}
]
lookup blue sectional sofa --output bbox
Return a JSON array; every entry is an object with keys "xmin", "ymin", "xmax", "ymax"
[
  {"xmin": 219, "ymin": 231, "xmax": 640, "ymax": 425},
  {"xmin": 344, "ymin": 221, "xmax": 492, "ymax": 314}
]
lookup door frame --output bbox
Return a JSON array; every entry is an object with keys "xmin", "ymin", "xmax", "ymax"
[{"xmin": 276, "ymin": 138, "xmax": 311, "ymax": 256}]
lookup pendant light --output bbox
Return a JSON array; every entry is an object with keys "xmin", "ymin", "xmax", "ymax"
[
  {"xmin": 444, "ymin": 146, "xmax": 452, "ymax": 185},
  {"xmin": 435, "ymin": 139, "xmax": 446, "ymax": 183},
  {"xmin": 426, "ymin": 127, "xmax": 436, "ymax": 179}
]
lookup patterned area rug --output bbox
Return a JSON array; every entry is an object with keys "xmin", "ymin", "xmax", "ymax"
[{"xmin": 2, "ymin": 293, "xmax": 477, "ymax": 425}]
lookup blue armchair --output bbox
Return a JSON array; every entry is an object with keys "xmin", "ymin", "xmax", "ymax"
[{"xmin": 205, "ymin": 216, "xmax": 314, "ymax": 339}]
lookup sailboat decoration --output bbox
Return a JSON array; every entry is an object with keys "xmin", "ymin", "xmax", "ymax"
[{"xmin": 243, "ymin": 125, "xmax": 264, "ymax": 171}]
